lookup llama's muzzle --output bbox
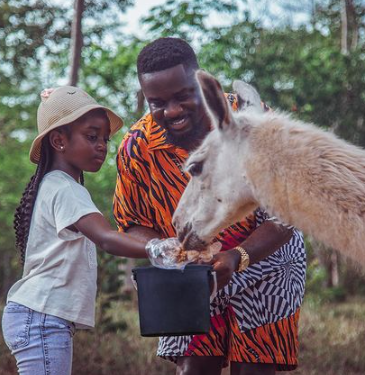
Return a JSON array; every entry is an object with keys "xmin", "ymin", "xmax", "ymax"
[{"xmin": 176, "ymin": 222, "xmax": 208, "ymax": 251}]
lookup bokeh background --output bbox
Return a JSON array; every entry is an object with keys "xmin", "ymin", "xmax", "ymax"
[{"xmin": 1, "ymin": 1, "xmax": 365, "ymax": 374}]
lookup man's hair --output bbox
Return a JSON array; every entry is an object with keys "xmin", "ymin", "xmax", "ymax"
[{"xmin": 137, "ymin": 37, "xmax": 199, "ymax": 76}]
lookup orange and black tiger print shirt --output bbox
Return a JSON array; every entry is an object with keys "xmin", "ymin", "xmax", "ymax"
[{"xmin": 113, "ymin": 94, "xmax": 257, "ymax": 250}]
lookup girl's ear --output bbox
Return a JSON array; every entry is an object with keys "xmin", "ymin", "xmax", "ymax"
[{"xmin": 49, "ymin": 129, "xmax": 67, "ymax": 153}]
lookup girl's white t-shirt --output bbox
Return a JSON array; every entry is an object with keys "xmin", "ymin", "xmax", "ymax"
[{"xmin": 7, "ymin": 170, "xmax": 101, "ymax": 328}]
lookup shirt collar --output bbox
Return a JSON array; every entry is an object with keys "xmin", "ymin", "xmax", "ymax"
[{"xmin": 146, "ymin": 114, "xmax": 188, "ymax": 159}]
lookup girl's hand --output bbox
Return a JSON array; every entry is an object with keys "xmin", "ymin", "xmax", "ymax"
[
  {"xmin": 146, "ymin": 239, "xmax": 222, "ymax": 269},
  {"xmin": 146, "ymin": 238, "xmax": 189, "ymax": 269}
]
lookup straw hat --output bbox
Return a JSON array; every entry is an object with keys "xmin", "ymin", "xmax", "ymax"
[{"xmin": 29, "ymin": 86, "xmax": 124, "ymax": 164}]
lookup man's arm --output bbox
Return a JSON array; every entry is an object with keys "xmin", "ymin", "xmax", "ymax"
[{"xmin": 211, "ymin": 220, "xmax": 293, "ymax": 290}]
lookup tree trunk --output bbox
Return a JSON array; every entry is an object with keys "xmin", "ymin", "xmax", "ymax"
[
  {"xmin": 346, "ymin": 0, "xmax": 359, "ymax": 51},
  {"xmin": 330, "ymin": 251, "xmax": 339, "ymax": 287},
  {"xmin": 69, "ymin": 0, "xmax": 84, "ymax": 86},
  {"xmin": 311, "ymin": 239, "xmax": 340, "ymax": 288},
  {"xmin": 341, "ymin": 0, "xmax": 348, "ymax": 54}
]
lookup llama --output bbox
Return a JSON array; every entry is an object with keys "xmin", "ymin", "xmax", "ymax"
[{"xmin": 173, "ymin": 70, "xmax": 365, "ymax": 266}]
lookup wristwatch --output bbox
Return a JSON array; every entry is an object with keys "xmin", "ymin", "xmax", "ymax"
[{"xmin": 234, "ymin": 246, "xmax": 250, "ymax": 272}]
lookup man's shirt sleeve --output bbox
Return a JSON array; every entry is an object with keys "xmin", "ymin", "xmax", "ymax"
[{"xmin": 113, "ymin": 133, "xmax": 155, "ymax": 232}]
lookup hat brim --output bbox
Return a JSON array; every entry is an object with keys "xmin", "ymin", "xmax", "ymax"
[{"xmin": 29, "ymin": 104, "xmax": 123, "ymax": 164}]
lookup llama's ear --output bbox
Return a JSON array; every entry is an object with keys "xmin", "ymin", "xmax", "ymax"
[
  {"xmin": 233, "ymin": 80, "xmax": 264, "ymax": 113},
  {"xmin": 196, "ymin": 70, "xmax": 234, "ymax": 131}
]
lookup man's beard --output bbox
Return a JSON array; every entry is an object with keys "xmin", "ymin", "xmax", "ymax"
[{"xmin": 164, "ymin": 121, "xmax": 209, "ymax": 151}]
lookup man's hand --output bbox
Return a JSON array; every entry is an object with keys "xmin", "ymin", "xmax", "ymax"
[
  {"xmin": 209, "ymin": 249, "xmax": 241, "ymax": 290},
  {"xmin": 208, "ymin": 220, "xmax": 294, "ymax": 290}
]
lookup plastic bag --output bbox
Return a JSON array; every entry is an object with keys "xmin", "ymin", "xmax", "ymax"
[{"xmin": 146, "ymin": 237, "xmax": 222, "ymax": 270}]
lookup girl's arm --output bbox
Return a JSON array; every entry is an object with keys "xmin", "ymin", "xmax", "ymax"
[{"xmin": 73, "ymin": 212, "xmax": 150, "ymax": 258}]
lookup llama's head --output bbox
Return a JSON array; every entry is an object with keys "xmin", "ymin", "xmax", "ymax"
[{"xmin": 173, "ymin": 70, "xmax": 262, "ymax": 250}]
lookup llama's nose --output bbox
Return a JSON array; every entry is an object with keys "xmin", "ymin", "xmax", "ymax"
[{"xmin": 177, "ymin": 222, "xmax": 192, "ymax": 244}]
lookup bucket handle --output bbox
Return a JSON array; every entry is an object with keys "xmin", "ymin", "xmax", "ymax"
[
  {"xmin": 131, "ymin": 274, "xmax": 138, "ymax": 290},
  {"xmin": 209, "ymin": 271, "xmax": 217, "ymax": 303},
  {"xmin": 131, "ymin": 271, "xmax": 218, "ymax": 302}
]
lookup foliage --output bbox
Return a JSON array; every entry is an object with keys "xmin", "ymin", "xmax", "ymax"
[
  {"xmin": 142, "ymin": 0, "xmax": 238, "ymax": 41},
  {"xmin": 81, "ymin": 38, "xmax": 146, "ymax": 122}
]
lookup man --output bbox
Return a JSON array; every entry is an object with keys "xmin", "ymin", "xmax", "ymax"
[{"xmin": 113, "ymin": 37, "xmax": 306, "ymax": 375}]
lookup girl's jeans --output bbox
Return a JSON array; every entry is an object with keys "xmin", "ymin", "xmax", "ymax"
[{"xmin": 2, "ymin": 301, "xmax": 76, "ymax": 375}]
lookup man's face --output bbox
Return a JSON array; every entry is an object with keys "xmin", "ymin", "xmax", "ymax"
[{"xmin": 139, "ymin": 64, "xmax": 210, "ymax": 150}]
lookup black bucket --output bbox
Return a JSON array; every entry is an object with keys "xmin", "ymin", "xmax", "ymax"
[{"xmin": 132, "ymin": 264, "xmax": 215, "ymax": 337}]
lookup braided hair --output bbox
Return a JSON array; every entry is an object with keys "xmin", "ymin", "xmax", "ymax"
[
  {"xmin": 13, "ymin": 125, "xmax": 85, "ymax": 265},
  {"xmin": 14, "ymin": 137, "xmax": 53, "ymax": 264}
]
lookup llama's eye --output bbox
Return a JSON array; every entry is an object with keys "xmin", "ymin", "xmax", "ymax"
[{"xmin": 188, "ymin": 162, "xmax": 203, "ymax": 176}]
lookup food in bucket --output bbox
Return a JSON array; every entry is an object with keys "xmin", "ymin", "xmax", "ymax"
[{"xmin": 146, "ymin": 238, "xmax": 221, "ymax": 270}]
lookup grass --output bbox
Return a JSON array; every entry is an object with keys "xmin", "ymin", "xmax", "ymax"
[
  {"xmin": 1, "ymin": 295, "xmax": 365, "ymax": 375},
  {"xmin": 293, "ymin": 296, "xmax": 365, "ymax": 375}
]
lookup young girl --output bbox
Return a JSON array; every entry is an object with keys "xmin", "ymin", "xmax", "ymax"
[{"xmin": 1, "ymin": 86, "xmax": 164, "ymax": 375}]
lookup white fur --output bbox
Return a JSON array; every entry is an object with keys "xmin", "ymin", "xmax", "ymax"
[{"xmin": 173, "ymin": 72, "xmax": 365, "ymax": 265}]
